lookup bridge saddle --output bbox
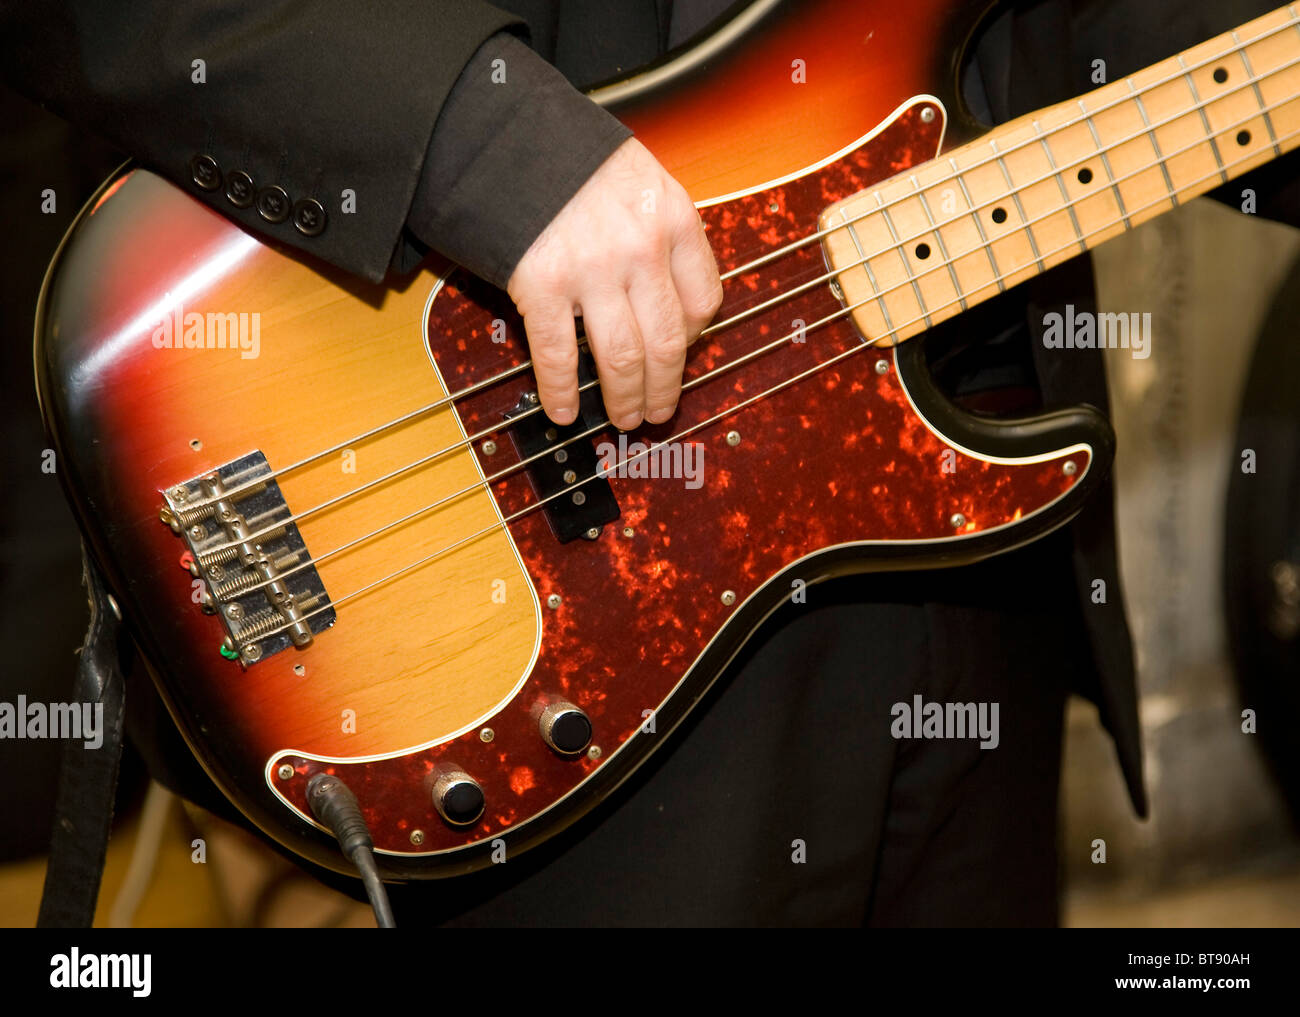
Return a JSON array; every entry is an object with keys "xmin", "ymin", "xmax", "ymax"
[{"xmin": 159, "ymin": 450, "xmax": 335, "ymax": 666}]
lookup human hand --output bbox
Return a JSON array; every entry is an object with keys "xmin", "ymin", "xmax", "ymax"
[{"xmin": 506, "ymin": 137, "xmax": 724, "ymax": 430}]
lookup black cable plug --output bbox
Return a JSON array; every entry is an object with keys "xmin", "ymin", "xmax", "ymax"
[{"xmin": 306, "ymin": 772, "xmax": 395, "ymax": 928}]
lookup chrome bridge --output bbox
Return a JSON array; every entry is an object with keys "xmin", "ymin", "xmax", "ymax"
[{"xmin": 159, "ymin": 450, "xmax": 335, "ymax": 666}]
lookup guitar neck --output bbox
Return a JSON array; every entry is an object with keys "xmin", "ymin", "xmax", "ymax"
[{"xmin": 821, "ymin": 4, "xmax": 1300, "ymax": 345}]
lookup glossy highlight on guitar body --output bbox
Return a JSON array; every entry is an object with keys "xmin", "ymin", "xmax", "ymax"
[{"xmin": 34, "ymin": 0, "xmax": 1108, "ymax": 877}]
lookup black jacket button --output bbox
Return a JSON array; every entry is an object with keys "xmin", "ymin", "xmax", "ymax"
[
  {"xmin": 292, "ymin": 198, "xmax": 327, "ymax": 237},
  {"xmin": 225, "ymin": 170, "xmax": 255, "ymax": 208},
  {"xmin": 256, "ymin": 185, "xmax": 291, "ymax": 223},
  {"xmin": 190, "ymin": 154, "xmax": 221, "ymax": 192}
]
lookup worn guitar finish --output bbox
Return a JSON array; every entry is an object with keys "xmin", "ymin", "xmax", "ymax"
[{"xmin": 36, "ymin": 0, "xmax": 1114, "ymax": 877}]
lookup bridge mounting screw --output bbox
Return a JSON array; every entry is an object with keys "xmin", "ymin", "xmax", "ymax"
[
  {"xmin": 242, "ymin": 643, "xmax": 262, "ymax": 663},
  {"xmin": 950, "ymin": 513, "xmax": 966, "ymax": 529},
  {"xmin": 170, "ymin": 486, "xmax": 188, "ymax": 502},
  {"xmin": 547, "ymin": 594, "xmax": 562, "ymax": 610},
  {"xmin": 875, "ymin": 359, "xmax": 890, "ymax": 375},
  {"xmin": 622, "ymin": 526, "xmax": 635, "ymax": 538},
  {"xmin": 524, "ymin": 392, "xmax": 539, "ymax": 406},
  {"xmin": 769, "ymin": 202, "xmax": 779, "ymax": 213},
  {"xmin": 277, "ymin": 764, "xmax": 294, "ymax": 780},
  {"xmin": 587, "ymin": 745, "xmax": 602, "ymax": 760},
  {"xmin": 721, "ymin": 590, "xmax": 737, "ymax": 606},
  {"xmin": 225, "ymin": 603, "xmax": 243, "ymax": 620},
  {"xmin": 410, "ymin": 830, "xmax": 425, "ymax": 846},
  {"xmin": 188, "ymin": 524, "xmax": 206, "ymax": 540},
  {"xmin": 585, "ymin": 527, "xmax": 600, "ymax": 540},
  {"xmin": 921, "ymin": 106, "xmax": 936, "ymax": 123},
  {"xmin": 481, "ymin": 439, "xmax": 497, "ymax": 456},
  {"xmin": 726, "ymin": 430, "xmax": 741, "ymax": 447},
  {"xmin": 479, "ymin": 727, "xmax": 495, "ymax": 743},
  {"xmin": 1063, "ymin": 460, "xmax": 1078, "ymax": 476}
]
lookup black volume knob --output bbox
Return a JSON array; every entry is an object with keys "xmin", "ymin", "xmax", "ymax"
[
  {"xmin": 432, "ymin": 769, "xmax": 485, "ymax": 827},
  {"xmin": 539, "ymin": 701, "xmax": 592, "ymax": 756}
]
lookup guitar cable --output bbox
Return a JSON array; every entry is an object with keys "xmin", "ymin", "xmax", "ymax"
[{"xmin": 306, "ymin": 773, "xmax": 396, "ymax": 928}]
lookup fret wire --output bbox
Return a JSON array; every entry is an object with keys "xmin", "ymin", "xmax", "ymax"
[
  {"xmin": 988, "ymin": 138, "xmax": 1046, "ymax": 272},
  {"xmin": 950, "ymin": 157, "xmax": 1006, "ymax": 293},
  {"xmin": 1233, "ymin": 29, "xmax": 1282, "ymax": 156},
  {"xmin": 911, "ymin": 174, "xmax": 968, "ymax": 311},
  {"xmin": 719, "ymin": 15, "xmax": 1296, "ymax": 291},
  {"xmin": 1127, "ymin": 78, "xmax": 1180, "ymax": 206},
  {"xmin": 841, "ymin": 211, "xmax": 896, "ymax": 334},
  {"xmin": 1033, "ymin": 120, "xmax": 1088, "ymax": 253},
  {"xmin": 1177, "ymin": 53, "xmax": 1229, "ymax": 182},
  {"xmin": 875, "ymin": 193, "xmax": 933, "ymax": 328},
  {"xmin": 1078, "ymin": 99, "xmax": 1132, "ymax": 228}
]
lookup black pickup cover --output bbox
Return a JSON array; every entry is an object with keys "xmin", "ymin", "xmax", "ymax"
[{"xmin": 507, "ymin": 352, "xmax": 621, "ymax": 543}]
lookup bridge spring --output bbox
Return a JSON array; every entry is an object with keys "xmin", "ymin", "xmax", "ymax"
[
  {"xmin": 211, "ymin": 551, "xmax": 302, "ymax": 600},
  {"xmin": 169, "ymin": 502, "xmax": 217, "ymax": 529},
  {"xmin": 196, "ymin": 525, "xmax": 287, "ymax": 572},
  {"xmin": 197, "ymin": 544, "xmax": 241, "ymax": 570},
  {"xmin": 234, "ymin": 608, "xmax": 287, "ymax": 644},
  {"xmin": 212, "ymin": 568, "xmax": 267, "ymax": 600},
  {"xmin": 234, "ymin": 592, "xmax": 322, "ymax": 647}
]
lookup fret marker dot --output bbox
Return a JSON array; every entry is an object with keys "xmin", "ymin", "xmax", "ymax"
[
  {"xmin": 1236, "ymin": 129, "xmax": 1251, "ymax": 146},
  {"xmin": 1077, "ymin": 167, "xmax": 1094, "ymax": 184},
  {"xmin": 1213, "ymin": 67, "xmax": 1228, "ymax": 84},
  {"xmin": 915, "ymin": 242, "xmax": 931, "ymax": 260},
  {"xmin": 991, "ymin": 207, "xmax": 1008, "ymax": 224}
]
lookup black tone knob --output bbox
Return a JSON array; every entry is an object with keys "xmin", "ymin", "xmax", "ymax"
[
  {"xmin": 539, "ymin": 701, "xmax": 592, "ymax": 756},
  {"xmin": 432, "ymin": 769, "xmax": 485, "ymax": 827}
]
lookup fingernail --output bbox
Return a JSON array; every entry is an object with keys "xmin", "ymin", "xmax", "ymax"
[
  {"xmin": 646, "ymin": 406, "xmax": 677, "ymax": 424},
  {"xmin": 550, "ymin": 407, "xmax": 576, "ymax": 424},
  {"xmin": 615, "ymin": 412, "xmax": 643, "ymax": 431}
]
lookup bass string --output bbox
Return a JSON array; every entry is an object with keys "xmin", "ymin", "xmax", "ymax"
[
  {"xmin": 202, "ymin": 76, "xmax": 1300, "ymax": 562},
  {"xmin": 188, "ymin": 10, "xmax": 1300, "ymax": 510},
  {"xmin": 236, "ymin": 129, "xmax": 1294, "ymax": 647},
  {"xmin": 213, "ymin": 290, "xmax": 869, "ymax": 600}
]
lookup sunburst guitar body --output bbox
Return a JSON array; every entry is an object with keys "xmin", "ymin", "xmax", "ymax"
[{"xmin": 43, "ymin": 0, "xmax": 1293, "ymax": 877}]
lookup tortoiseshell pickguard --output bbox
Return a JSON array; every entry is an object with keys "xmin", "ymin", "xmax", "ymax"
[{"xmin": 269, "ymin": 103, "xmax": 1090, "ymax": 865}]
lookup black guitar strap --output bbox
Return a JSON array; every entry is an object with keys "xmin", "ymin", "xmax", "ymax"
[{"xmin": 36, "ymin": 544, "xmax": 127, "ymax": 928}]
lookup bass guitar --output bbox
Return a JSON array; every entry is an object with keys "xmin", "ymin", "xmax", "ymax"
[{"xmin": 34, "ymin": 0, "xmax": 1300, "ymax": 877}]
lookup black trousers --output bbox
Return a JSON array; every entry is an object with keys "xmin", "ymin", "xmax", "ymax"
[{"xmin": 380, "ymin": 527, "xmax": 1082, "ymax": 927}]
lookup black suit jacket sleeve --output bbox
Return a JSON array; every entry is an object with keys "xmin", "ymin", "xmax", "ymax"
[
  {"xmin": 0, "ymin": 0, "xmax": 547, "ymax": 283},
  {"xmin": 407, "ymin": 32, "xmax": 633, "ymax": 290}
]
